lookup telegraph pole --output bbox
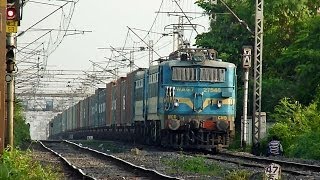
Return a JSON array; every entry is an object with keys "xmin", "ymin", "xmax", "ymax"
[{"xmin": 0, "ymin": 0, "xmax": 7, "ymax": 154}]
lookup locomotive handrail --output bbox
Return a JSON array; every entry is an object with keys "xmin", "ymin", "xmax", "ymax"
[
  {"xmin": 193, "ymin": 92, "xmax": 204, "ymax": 112},
  {"xmin": 193, "ymin": 92, "xmax": 196, "ymax": 112},
  {"xmin": 199, "ymin": 92, "xmax": 204, "ymax": 111}
]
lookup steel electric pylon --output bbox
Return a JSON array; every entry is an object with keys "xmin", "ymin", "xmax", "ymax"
[{"xmin": 252, "ymin": 0, "xmax": 264, "ymax": 146}]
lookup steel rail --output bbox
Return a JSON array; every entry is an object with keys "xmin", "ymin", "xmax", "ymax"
[{"xmin": 40, "ymin": 140, "xmax": 181, "ymax": 180}]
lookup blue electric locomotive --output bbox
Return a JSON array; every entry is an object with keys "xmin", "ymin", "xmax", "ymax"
[{"xmin": 134, "ymin": 48, "xmax": 236, "ymax": 150}]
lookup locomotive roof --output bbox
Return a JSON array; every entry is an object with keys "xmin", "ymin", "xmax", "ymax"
[{"xmin": 160, "ymin": 59, "xmax": 236, "ymax": 68}]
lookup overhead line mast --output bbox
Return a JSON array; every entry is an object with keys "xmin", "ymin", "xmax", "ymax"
[
  {"xmin": 212, "ymin": 0, "xmax": 264, "ymax": 147},
  {"xmin": 252, "ymin": 0, "xmax": 264, "ymax": 147}
]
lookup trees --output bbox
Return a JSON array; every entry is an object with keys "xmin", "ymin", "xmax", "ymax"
[
  {"xmin": 14, "ymin": 100, "xmax": 31, "ymax": 147},
  {"xmin": 275, "ymin": 16, "xmax": 320, "ymax": 104},
  {"xmin": 195, "ymin": 1, "xmax": 320, "ymax": 158},
  {"xmin": 195, "ymin": 0, "xmax": 254, "ymax": 66},
  {"xmin": 195, "ymin": 0, "xmax": 320, "ymax": 112},
  {"xmin": 269, "ymin": 96, "xmax": 320, "ymax": 159}
]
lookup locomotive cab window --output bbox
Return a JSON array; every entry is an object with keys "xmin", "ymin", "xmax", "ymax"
[
  {"xmin": 172, "ymin": 67, "xmax": 226, "ymax": 82},
  {"xmin": 200, "ymin": 68, "xmax": 225, "ymax": 82},
  {"xmin": 172, "ymin": 67, "xmax": 198, "ymax": 81}
]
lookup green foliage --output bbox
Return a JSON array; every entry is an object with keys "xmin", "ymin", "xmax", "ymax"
[
  {"xmin": 275, "ymin": 16, "xmax": 320, "ymax": 104},
  {"xmin": 290, "ymin": 131, "xmax": 320, "ymax": 159},
  {"xmin": 225, "ymin": 170, "xmax": 252, "ymax": 180},
  {"xmin": 163, "ymin": 155, "xmax": 253, "ymax": 178},
  {"xmin": 195, "ymin": 1, "xmax": 320, "ymax": 156},
  {"xmin": 163, "ymin": 155, "xmax": 226, "ymax": 176},
  {"xmin": 268, "ymin": 96, "xmax": 320, "ymax": 159},
  {"xmin": 262, "ymin": 78, "xmax": 297, "ymax": 115},
  {"xmin": 195, "ymin": 0, "xmax": 254, "ymax": 65},
  {"xmin": 0, "ymin": 148, "xmax": 61, "ymax": 179},
  {"xmin": 14, "ymin": 99, "xmax": 31, "ymax": 147},
  {"xmin": 195, "ymin": 0, "xmax": 320, "ymax": 107}
]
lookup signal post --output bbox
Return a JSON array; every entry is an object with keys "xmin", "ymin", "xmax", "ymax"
[
  {"xmin": 6, "ymin": 0, "xmax": 20, "ymax": 149},
  {"xmin": 6, "ymin": 33, "xmax": 15, "ymax": 148},
  {"xmin": 0, "ymin": 0, "xmax": 6, "ymax": 154},
  {"xmin": 0, "ymin": 0, "xmax": 20, "ymax": 153}
]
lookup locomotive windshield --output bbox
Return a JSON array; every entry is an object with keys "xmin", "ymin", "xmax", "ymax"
[
  {"xmin": 172, "ymin": 67, "xmax": 198, "ymax": 81},
  {"xmin": 172, "ymin": 67, "xmax": 225, "ymax": 82},
  {"xmin": 199, "ymin": 68, "xmax": 225, "ymax": 82}
]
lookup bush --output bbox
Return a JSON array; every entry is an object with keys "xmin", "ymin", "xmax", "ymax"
[
  {"xmin": 268, "ymin": 96, "xmax": 320, "ymax": 159},
  {"xmin": 225, "ymin": 170, "xmax": 252, "ymax": 180},
  {"xmin": 0, "ymin": 147, "xmax": 61, "ymax": 179},
  {"xmin": 163, "ymin": 156, "xmax": 226, "ymax": 176},
  {"xmin": 14, "ymin": 99, "xmax": 31, "ymax": 147}
]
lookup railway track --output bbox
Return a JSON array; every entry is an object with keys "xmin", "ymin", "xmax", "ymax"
[
  {"xmin": 221, "ymin": 151, "xmax": 320, "ymax": 175},
  {"xmin": 40, "ymin": 140, "xmax": 180, "ymax": 180},
  {"xmin": 198, "ymin": 151, "xmax": 320, "ymax": 177}
]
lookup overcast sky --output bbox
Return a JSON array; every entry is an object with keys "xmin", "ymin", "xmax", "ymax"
[{"xmin": 16, "ymin": 0, "xmax": 209, "ymax": 92}]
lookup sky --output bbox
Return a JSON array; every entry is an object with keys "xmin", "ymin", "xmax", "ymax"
[
  {"xmin": 16, "ymin": 0, "xmax": 210, "ymax": 95},
  {"xmin": 17, "ymin": 0, "xmax": 210, "ymax": 139}
]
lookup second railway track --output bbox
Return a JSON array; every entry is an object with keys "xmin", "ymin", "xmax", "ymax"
[
  {"xmin": 40, "ymin": 140, "xmax": 180, "ymax": 180},
  {"xmin": 190, "ymin": 150, "xmax": 320, "ymax": 178}
]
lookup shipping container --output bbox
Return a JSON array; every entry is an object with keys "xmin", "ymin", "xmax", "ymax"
[
  {"xmin": 66, "ymin": 107, "xmax": 72, "ymax": 131},
  {"xmin": 116, "ymin": 77, "xmax": 126, "ymax": 125},
  {"xmin": 56, "ymin": 114, "xmax": 62, "ymax": 134},
  {"xmin": 72, "ymin": 104, "xmax": 77, "ymax": 130},
  {"xmin": 106, "ymin": 82, "xmax": 113, "ymax": 126},
  {"xmin": 83, "ymin": 97, "xmax": 90, "ymax": 128},
  {"xmin": 115, "ymin": 78, "xmax": 121, "ymax": 125},
  {"xmin": 111, "ymin": 81, "xmax": 117, "ymax": 125},
  {"xmin": 134, "ymin": 70, "xmax": 147, "ymax": 122},
  {"xmin": 79, "ymin": 100, "xmax": 84, "ymax": 128},
  {"xmin": 147, "ymin": 65, "xmax": 160, "ymax": 120},
  {"xmin": 88, "ymin": 94, "xmax": 98, "ymax": 128},
  {"xmin": 62, "ymin": 111, "xmax": 67, "ymax": 132},
  {"xmin": 75, "ymin": 101, "xmax": 80, "ymax": 129},
  {"xmin": 97, "ymin": 88, "xmax": 106, "ymax": 126},
  {"xmin": 126, "ymin": 69, "xmax": 145, "ymax": 125}
]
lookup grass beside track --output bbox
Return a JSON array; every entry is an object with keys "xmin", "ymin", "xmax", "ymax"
[
  {"xmin": 162, "ymin": 155, "xmax": 253, "ymax": 179},
  {"xmin": 0, "ymin": 147, "xmax": 62, "ymax": 180}
]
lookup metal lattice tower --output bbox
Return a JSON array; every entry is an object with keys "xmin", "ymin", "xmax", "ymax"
[{"xmin": 253, "ymin": 0, "xmax": 264, "ymax": 144}]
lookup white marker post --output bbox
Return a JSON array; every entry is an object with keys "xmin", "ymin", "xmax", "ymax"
[{"xmin": 264, "ymin": 163, "xmax": 281, "ymax": 180}]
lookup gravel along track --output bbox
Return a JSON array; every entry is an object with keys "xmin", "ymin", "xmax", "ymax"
[
  {"xmin": 219, "ymin": 151, "xmax": 320, "ymax": 176},
  {"xmin": 29, "ymin": 141, "xmax": 86, "ymax": 179},
  {"xmin": 74, "ymin": 140, "xmax": 320, "ymax": 180},
  {"xmin": 204, "ymin": 152, "xmax": 320, "ymax": 178},
  {"xmin": 41, "ymin": 140, "xmax": 180, "ymax": 180}
]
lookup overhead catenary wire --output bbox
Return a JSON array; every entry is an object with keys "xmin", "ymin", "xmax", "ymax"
[
  {"xmin": 140, "ymin": 0, "xmax": 164, "ymax": 41},
  {"xmin": 127, "ymin": 26, "xmax": 162, "ymax": 58},
  {"xmin": 173, "ymin": 0, "xmax": 198, "ymax": 35},
  {"xmin": 219, "ymin": 0, "xmax": 254, "ymax": 34},
  {"xmin": 16, "ymin": 1, "xmax": 80, "ymax": 97},
  {"xmin": 17, "ymin": 2, "xmax": 69, "ymax": 37},
  {"xmin": 26, "ymin": 1, "xmax": 62, "ymax": 6},
  {"xmin": 17, "ymin": 0, "xmax": 207, "ymax": 101},
  {"xmin": 19, "ymin": 31, "xmax": 52, "ymax": 52},
  {"xmin": 110, "ymin": 46, "xmax": 141, "ymax": 69}
]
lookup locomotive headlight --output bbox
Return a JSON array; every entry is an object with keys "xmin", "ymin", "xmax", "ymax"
[
  {"xmin": 173, "ymin": 99, "xmax": 179, "ymax": 107},
  {"xmin": 217, "ymin": 100, "xmax": 222, "ymax": 108}
]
